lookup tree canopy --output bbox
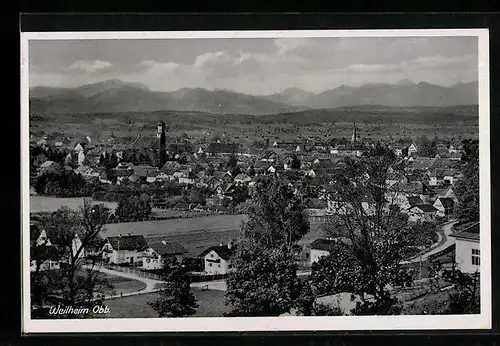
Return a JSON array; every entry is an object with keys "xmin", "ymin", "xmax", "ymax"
[
  {"xmin": 148, "ymin": 263, "xmax": 198, "ymax": 317},
  {"xmin": 455, "ymin": 139, "xmax": 479, "ymax": 222},
  {"xmin": 311, "ymin": 145, "xmax": 414, "ymax": 315}
]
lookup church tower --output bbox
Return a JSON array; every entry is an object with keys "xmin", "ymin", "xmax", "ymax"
[
  {"xmin": 157, "ymin": 121, "xmax": 166, "ymax": 168},
  {"xmin": 351, "ymin": 122, "xmax": 359, "ymax": 144}
]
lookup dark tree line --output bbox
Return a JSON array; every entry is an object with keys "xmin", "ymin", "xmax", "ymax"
[
  {"xmin": 114, "ymin": 195, "xmax": 152, "ymax": 220},
  {"xmin": 34, "ymin": 172, "xmax": 103, "ymax": 198},
  {"xmin": 455, "ymin": 139, "xmax": 479, "ymax": 222}
]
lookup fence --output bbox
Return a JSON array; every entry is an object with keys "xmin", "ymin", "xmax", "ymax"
[
  {"xmin": 104, "ymin": 263, "xmax": 163, "ymax": 281},
  {"xmin": 104, "ymin": 264, "xmax": 229, "ymax": 283}
]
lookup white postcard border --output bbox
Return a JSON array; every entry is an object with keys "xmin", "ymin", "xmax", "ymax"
[{"xmin": 21, "ymin": 28, "xmax": 491, "ymax": 333}]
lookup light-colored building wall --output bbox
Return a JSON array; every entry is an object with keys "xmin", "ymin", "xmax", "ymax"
[
  {"xmin": 204, "ymin": 249, "xmax": 230, "ymax": 275},
  {"xmin": 102, "ymin": 245, "xmax": 144, "ymax": 265},
  {"xmin": 455, "ymin": 238, "xmax": 480, "ymax": 274}
]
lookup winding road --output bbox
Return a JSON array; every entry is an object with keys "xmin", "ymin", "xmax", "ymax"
[
  {"xmin": 85, "ymin": 221, "xmax": 458, "ymax": 299},
  {"xmin": 85, "ymin": 264, "xmax": 228, "ymax": 299},
  {"xmin": 400, "ymin": 220, "xmax": 457, "ymax": 265}
]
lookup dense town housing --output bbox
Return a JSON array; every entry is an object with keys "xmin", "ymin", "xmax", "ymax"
[{"xmin": 29, "ymin": 120, "xmax": 478, "ymax": 279}]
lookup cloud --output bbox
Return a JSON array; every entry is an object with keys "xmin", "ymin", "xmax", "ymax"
[
  {"xmin": 67, "ymin": 60, "xmax": 113, "ymax": 73},
  {"xmin": 138, "ymin": 60, "xmax": 180, "ymax": 73},
  {"xmin": 342, "ymin": 62, "xmax": 406, "ymax": 73},
  {"xmin": 412, "ymin": 54, "xmax": 476, "ymax": 69},
  {"xmin": 29, "ymin": 37, "xmax": 479, "ymax": 94}
]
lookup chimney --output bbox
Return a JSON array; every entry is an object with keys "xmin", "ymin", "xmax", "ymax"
[
  {"xmin": 220, "ymin": 241, "xmax": 224, "ymax": 246},
  {"xmin": 227, "ymin": 240, "xmax": 233, "ymax": 249},
  {"xmin": 162, "ymin": 240, "xmax": 167, "ymax": 246}
]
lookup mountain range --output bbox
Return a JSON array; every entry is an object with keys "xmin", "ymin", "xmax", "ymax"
[{"xmin": 29, "ymin": 78, "xmax": 479, "ymax": 115}]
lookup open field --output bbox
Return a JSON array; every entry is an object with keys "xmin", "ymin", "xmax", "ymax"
[
  {"xmin": 97, "ymin": 288, "xmax": 230, "ymax": 318},
  {"xmin": 29, "ymin": 195, "xmax": 325, "ymax": 256},
  {"xmin": 104, "ymin": 274, "xmax": 147, "ymax": 296},
  {"xmin": 103, "ymin": 216, "xmax": 324, "ymax": 257},
  {"xmin": 30, "ymin": 106, "xmax": 479, "ymax": 146},
  {"xmin": 29, "ymin": 196, "xmax": 119, "ymax": 213},
  {"xmin": 29, "ymin": 196, "xmax": 326, "ymax": 257}
]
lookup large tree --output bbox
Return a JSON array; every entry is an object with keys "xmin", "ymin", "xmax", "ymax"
[
  {"xmin": 310, "ymin": 145, "xmax": 414, "ymax": 315},
  {"xmin": 241, "ymin": 176, "xmax": 310, "ymax": 251},
  {"xmin": 225, "ymin": 177, "xmax": 312, "ymax": 316},
  {"xmin": 148, "ymin": 263, "xmax": 198, "ymax": 317},
  {"xmin": 225, "ymin": 240, "xmax": 307, "ymax": 316},
  {"xmin": 31, "ymin": 200, "xmax": 112, "ymax": 318},
  {"xmin": 417, "ymin": 135, "xmax": 437, "ymax": 158},
  {"xmin": 455, "ymin": 139, "xmax": 479, "ymax": 222}
]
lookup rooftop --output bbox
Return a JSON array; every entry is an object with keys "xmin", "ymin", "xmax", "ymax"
[{"xmin": 451, "ymin": 222, "xmax": 480, "ymax": 241}]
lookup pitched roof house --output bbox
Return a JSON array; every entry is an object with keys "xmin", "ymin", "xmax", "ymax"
[
  {"xmin": 408, "ymin": 204, "xmax": 438, "ymax": 223},
  {"xmin": 433, "ymin": 197, "xmax": 455, "ymax": 217},
  {"xmin": 450, "ymin": 222, "xmax": 480, "ymax": 273},
  {"xmin": 199, "ymin": 243, "xmax": 235, "ymax": 275},
  {"xmin": 142, "ymin": 240, "xmax": 189, "ymax": 270},
  {"xmin": 102, "ymin": 235, "xmax": 149, "ymax": 265}
]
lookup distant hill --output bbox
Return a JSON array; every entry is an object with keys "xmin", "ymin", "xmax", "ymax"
[
  {"xmin": 29, "ymin": 79, "xmax": 478, "ymax": 116},
  {"xmin": 29, "ymin": 80, "xmax": 304, "ymax": 116},
  {"xmin": 264, "ymin": 87, "xmax": 317, "ymax": 106},
  {"xmin": 304, "ymin": 81, "xmax": 478, "ymax": 109}
]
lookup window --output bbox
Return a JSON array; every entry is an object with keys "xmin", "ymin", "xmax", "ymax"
[
  {"xmin": 209, "ymin": 263, "xmax": 212, "ymax": 267},
  {"xmin": 472, "ymin": 249, "xmax": 480, "ymax": 266}
]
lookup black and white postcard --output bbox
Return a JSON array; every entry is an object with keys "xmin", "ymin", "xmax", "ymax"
[{"xmin": 21, "ymin": 29, "xmax": 491, "ymax": 332}]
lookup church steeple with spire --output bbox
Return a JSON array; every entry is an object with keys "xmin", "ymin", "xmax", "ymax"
[{"xmin": 351, "ymin": 122, "xmax": 359, "ymax": 144}]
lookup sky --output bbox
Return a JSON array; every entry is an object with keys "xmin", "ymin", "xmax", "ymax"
[{"xmin": 28, "ymin": 36, "xmax": 479, "ymax": 95}]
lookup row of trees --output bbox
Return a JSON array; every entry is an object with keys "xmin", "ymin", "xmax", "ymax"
[{"xmin": 34, "ymin": 172, "xmax": 103, "ymax": 198}]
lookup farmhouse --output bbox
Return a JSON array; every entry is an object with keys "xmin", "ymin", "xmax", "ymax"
[
  {"xmin": 30, "ymin": 227, "xmax": 85, "ymax": 271},
  {"xmin": 142, "ymin": 240, "xmax": 189, "ymax": 270},
  {"xmin": 199, "ymin": 242, "xmax": 235, "ymax": 275},
  {"xmin": 408, "ymin": 204, "xmax": 438, "ymax": 223},
  {"xmin": 30, "ymin": 228, "xmax": 60, "ymax": 272},
  {"xmin": 102, "ymin": 234, "xmax": 149, "ymax": 266},
  {"xmin": 450, "ymin": 222, "xmax": 480, "ymax": 274},
  {"xmin": 433, "ymin": 197, "xmax": 455, "ymax": 218}
]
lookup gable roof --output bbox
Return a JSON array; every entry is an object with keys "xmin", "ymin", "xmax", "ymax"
[
  {"xmin": 199, "ymin": 245, "xmax": 234, "ymax": 260},
  {"xmin": 410, "ymin": 204, "xmax": 438, "ymax": 213},
  {"xmin": 149, "ymin": 241, "xmax": 188, "ymax": 256},
  {"xmin": 106, "ymin": 235, "xmax": 149, "ymax": 251},
  {"xmin": 436, "ymin": 197, "xmax": 454, "ymax": 208}
]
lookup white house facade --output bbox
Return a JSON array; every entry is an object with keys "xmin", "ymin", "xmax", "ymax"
[{"xmin": 451, "ymin": 223, "xmax": 480, "ymax": 274}]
